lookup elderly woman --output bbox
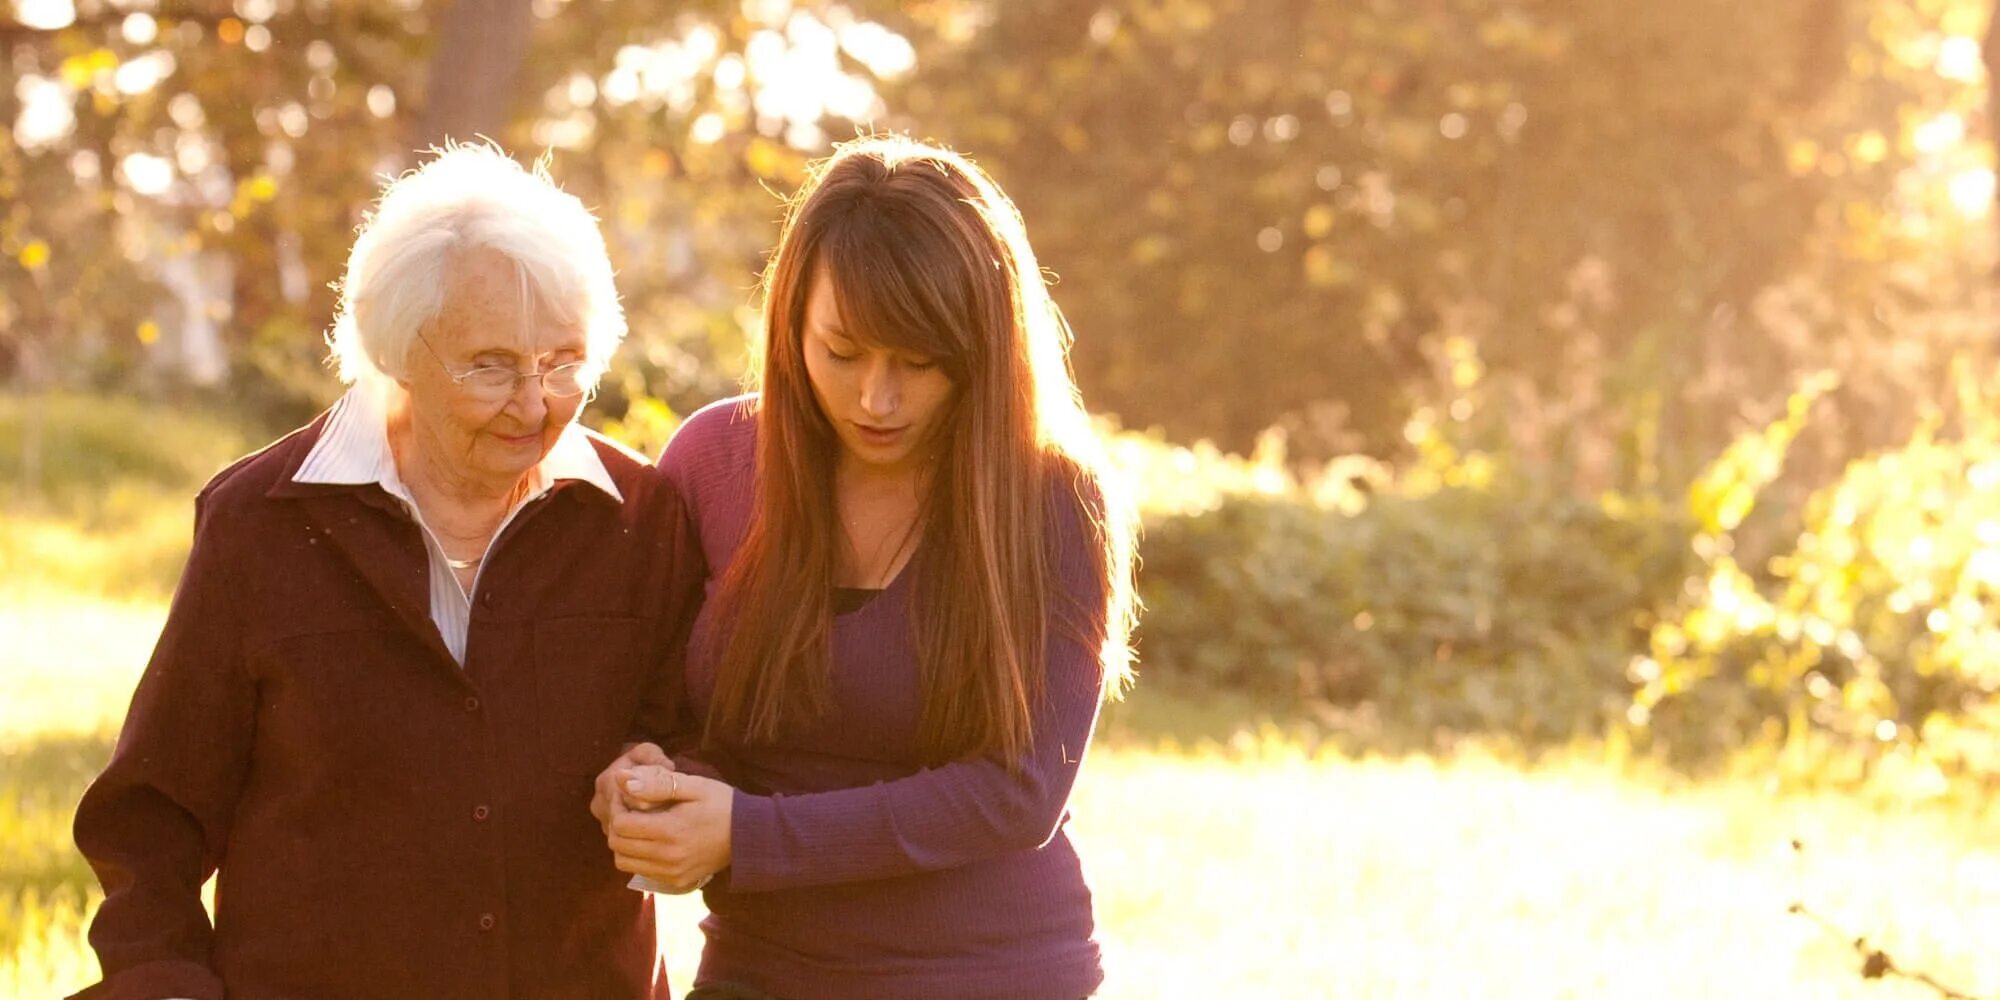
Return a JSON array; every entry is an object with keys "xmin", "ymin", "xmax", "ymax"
[{"xmin": 70, "ymin": 143, "xmax": 703, "ymax": 1000}]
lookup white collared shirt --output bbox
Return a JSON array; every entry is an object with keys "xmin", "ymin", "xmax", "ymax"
[{"xmin": 292, "ymin": 380, "xmax": 623, "ymax": 664}]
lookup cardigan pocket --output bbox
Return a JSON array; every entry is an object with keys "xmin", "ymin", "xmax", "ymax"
[{"xmin": 532, "ymin": 615, "xmax": 651, "ymax": 776}]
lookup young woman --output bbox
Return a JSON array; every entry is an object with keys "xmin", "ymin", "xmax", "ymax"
[{"xmin": 590, "ymin": 135, "xmax": 1138, "ymax": 999}]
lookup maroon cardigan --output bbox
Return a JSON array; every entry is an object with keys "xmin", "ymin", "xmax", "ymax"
[{"xmin": 70, "ymin": 412, "xmax": 706, "ymax": 1000}]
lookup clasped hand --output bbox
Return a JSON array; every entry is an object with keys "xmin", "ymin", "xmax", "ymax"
[{"xmin": 589, "ymin": 742, "xmax": 734, "ymax": 894}]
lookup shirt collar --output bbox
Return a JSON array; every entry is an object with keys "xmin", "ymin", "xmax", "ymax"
[{"xmin": 294, "ymin": 380, "xmax": 623, "ymax": 504}]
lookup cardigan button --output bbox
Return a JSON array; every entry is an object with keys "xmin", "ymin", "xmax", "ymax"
[
  {"xmin": 478, "ymin": 913, "xmax": 496, "ymax": 931},
  {"xmin": 473, "ymin": 805, "xmax": 490, "ymax": 822},
  {"xmin": 464, "ymin": 696, "xmax": 480, "ymax": 713}
]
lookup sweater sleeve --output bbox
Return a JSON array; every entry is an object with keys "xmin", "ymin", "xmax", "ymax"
[
  {"xmin": 624, "ymin": 480, "xmax": 708, "ymax": 750},
  {"xmin": 725, "ymin": 488, "xmax": 1112, "ymax": 893},
  {"xmin": 70, "ymin": 491, "xmax": 253, "ymax": 1000}
]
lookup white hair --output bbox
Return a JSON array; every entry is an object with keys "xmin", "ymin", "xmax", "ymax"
[{"xmin": 326, "ymin": 141, "xmax": 625, "ymax": 389}]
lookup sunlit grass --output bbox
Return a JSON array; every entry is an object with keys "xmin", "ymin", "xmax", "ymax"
[
  {"xmin": 1, "ymin": 391, "xmax": 258, "ymax": 607},
  {"xmin": 0, "ymin": 591, "xmax": 152, "ymax": 1000},
  {"xmin": 630, "ymin": 747, "xmax": 2000, "ymax": 1000},
  {"xmin": 4, "ymin": 393, "xmax": 1996, "ymax": 998},
  {"xmin": 0, "ymin": 598, "xmax": 167, "ymax": 741},
  {"xmin": 0, "ymin": 497, "xmax": 201, "ymax": 605},
  {"xmin": 1072, "ymin": 745, "xmax": 2000, "ymax": 999},
  {"xmin": 0, "ymin": 732, "xmax": 107, "ymax": 1000},
  {"xmin": 7, "ymin": 598, "xmax": 1995, "ymax": 999}
]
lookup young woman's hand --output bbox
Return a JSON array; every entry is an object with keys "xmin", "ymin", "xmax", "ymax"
[
  {"xmin": 606, "ymin": 770, "xmax": 735, "ymax": 893},
  {"xmin": 590, "ymin": 742, "xmax": 673, "ymax": 835}
]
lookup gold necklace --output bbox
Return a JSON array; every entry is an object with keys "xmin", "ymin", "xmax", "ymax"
[{"xmin": 841, "ymin": 508, "xmax": 922, "ymax": 587}]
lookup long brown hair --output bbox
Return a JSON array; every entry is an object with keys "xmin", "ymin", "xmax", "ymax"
[{"xmin": 706, "ymin": 135, "xmax": 1137, "ymax": 766}]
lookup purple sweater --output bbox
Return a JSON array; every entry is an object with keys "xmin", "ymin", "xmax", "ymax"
[{"xmin": 659, "ymin": 396, "xmax": 1108, "ymax": 1000}]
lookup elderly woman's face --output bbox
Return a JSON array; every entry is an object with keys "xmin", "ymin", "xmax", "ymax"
[{"xmin": 402, "ymin": 247, "xmax": 588, "ymax": 486}]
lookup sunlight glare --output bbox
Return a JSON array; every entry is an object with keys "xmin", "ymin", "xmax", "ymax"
[
  {"xmin": 684, "ymin": 23, "xmax": 721, "ymax": 65},
  {"xmin": 840, "ymin": 21, "xmax": 916, "ymax": 79},
  {"xmin": 690, "ymin": 111, "xmax": 726, "ymax": 145},
  {"xmin": 1913, "ymin": 112, "xmax": 1966, "ymax": 155},
  {"xmin": 119, "ymin": 152, "xmax": 174, "ymax": 196},
  {"xmin": 1938, "ymin": 35, "xmax": 1984, "ymax": 82},
  {"xmin": 1948, "ymin": 168, "xmax": 1995, "ymax": 218},
  {"xmin": 13, "ymin": 75, "xmax": 75, "ymax": 151},
  {"xmin": 741, "ymin": 0, "xmax": 790, "ymax": 27},
  {"xmin": 121, "ymin": 12, "xmax": 158, "ymax": 46},
  {"xmin": 13, "ymin": 0, "xmax": 75, "ymax": 30},
  {"xmin": 113, "ymin": 51, "xmax": 176, "ymax": 97}
]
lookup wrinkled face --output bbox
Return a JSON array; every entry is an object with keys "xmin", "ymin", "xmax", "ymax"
[
  {"xmin": 799, "ymin": 267, "xmax": 956, "ymax": 478},
  {"xmin": 400, "ymin": 246, "xmax": 587, "ymax": 487}
]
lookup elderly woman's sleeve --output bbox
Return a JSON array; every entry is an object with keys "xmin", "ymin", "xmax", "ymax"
[
  {"xmin": 70, "ymin": 490, "xmax": 255, "ymax": 1000},
  {"xmin": 621, "ymin": 479, "xmax": 724, "ymax": 779},
  {"xmin": 724, "ymin": 486, "xmax": 1113, "ymax": 892}
]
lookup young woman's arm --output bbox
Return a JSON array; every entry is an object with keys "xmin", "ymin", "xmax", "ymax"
[{"xmin": 609, "ymin": 490, "xmax": 1113, "ymax": 892}]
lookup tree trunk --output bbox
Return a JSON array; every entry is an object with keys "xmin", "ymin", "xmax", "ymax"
[
  {"xmin": 1792, "ymin": 0, "xmax": 1844, "ymax": 107},
  {"xmin": 413, "ymin": 0, "xmax": 536, "ymax": 152},
  {"xmin": 1985, "ymin": 0, "xmax": 2000, "ymax": 266}
]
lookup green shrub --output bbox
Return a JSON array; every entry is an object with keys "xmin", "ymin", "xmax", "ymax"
[
  {"xmin": 0, "ymin": 392, "xmax": 268, "ymax": 601},
  {"xmin": 1137, "ymin": 481, "xmax": 1695, "ymax": 749},
  {"xmin": 0, "ymin": 392, "xmax": 259, "ymax": 510},
  {"xmin": 1634, "ymin": 364, "xmax": 2000, "ymax": 785}
]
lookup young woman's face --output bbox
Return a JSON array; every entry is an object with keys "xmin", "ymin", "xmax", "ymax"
[{"xmin": 799, "ymin": 267, "xmax": 956, "ymax": 477}]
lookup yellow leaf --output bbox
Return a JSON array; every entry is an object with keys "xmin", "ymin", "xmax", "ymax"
[
  {"xmin": 1850, "ymin": 131, "xmax": 1887, "ymax": 165},
  {"xmin": 745, "ymin": 138, "xmax": 785, "ymax": 179},
  {"xmin": 1303, "ymin": 244, "xmax": 1354, "ymax": 287},
  {"xmin": 1303, "ymin": 204, "xmax": 1336, "ymax": 239},
  {"xmin": 18, "ymin": 240, "xmax": 50, "ymax": 271},
  {"xmin": 59, "ymin": 54, "xmax": 96, "ymax": 89},
  {"xmin": 137, "ymin": 320, "xmax": 161, "ymax": 345},
  {"xmin": 618, "ymin": 197, "xmax": 649, "ymax": 229},
  {"xmin": 1942, "ymin": 5, "xmax": 1983, "ymax": 37},
  {"xmin": 243, "ymin": 173, "xmax": 278, "ymax": 202},
  {"xmin": 1786, "ymin": 139, "xmax": 1820, "ymax": 176},
  {"xmin": 1715, "ymin": 482, "xmax": 1756, "ymax": 532},
  {"xmin": 1129, "ymin": 234, "xmax": 1171, "ymax": 265}
]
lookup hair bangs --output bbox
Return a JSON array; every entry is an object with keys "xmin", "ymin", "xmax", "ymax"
[{"xmin": 815, "ymin": 200, "xmax": 976, "ymax": 378}]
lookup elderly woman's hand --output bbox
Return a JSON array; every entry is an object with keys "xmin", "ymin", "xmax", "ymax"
[
  {"xmin": 606, "ymin": 770, "xmax": 734, "ymax": 893},
  {"xmin": 590, "ymin": 742, "xmax": 673, "ymax": 835}
]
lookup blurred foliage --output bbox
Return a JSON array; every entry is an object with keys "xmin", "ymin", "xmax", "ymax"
[
  {"xmin": 0, "ymin": 391, "xmax": 261, "ymax": 600},
  {"xmin": 1134, "ymin": 340, "xmax": 1697, "ymax": 752},
  {"xmin": 0, "ymin": 0, "xmax": 877, "ymax": 427},
  {"xmin": 1129, "ymin": 342, "xmax": 2000, "ymax": 794},
  {"xmin": 0, "ymin": 390, "xmax": 258, "ymax": 505},
  {"xmin": 5, "ymin": 0, "xmax": 2000, "ymax": 795},
  {"xmin": 5, "ymin": 0, "xmax": 1998, "ymax": 478},
  {"xmin": 0, "ymin": 730, "xmax": 107, "ymax": 996},
  {"xmin": 1633, "ymin": 357, "xmax": 2000, "ymax": 793},
  {"xmin": 891, "ymin": 0, "xmax": 1999, "ymax": 472},
  {"xmin": 1138, "ymin": 488, "xmax": 1694, "ymax": 748}
]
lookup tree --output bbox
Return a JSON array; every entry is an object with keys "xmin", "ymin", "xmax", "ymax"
[
  {"xmin": 872, "ymin": 0, "xmax": 1988, "ymax": 484},
  {"xmin": 0, "ymin": 0, "xmax": 907, "ymax": 424}
]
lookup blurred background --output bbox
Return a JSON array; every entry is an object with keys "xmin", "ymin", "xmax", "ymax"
[{"xmin": 4, "ymin": 0, "xmax": 2000, "ymax": 996}]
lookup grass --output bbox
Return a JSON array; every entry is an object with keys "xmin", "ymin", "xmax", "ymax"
[
  {"xmin": 0, "ymin": 391, "xmax": 262, "ymax": 606},
  {"xmin": 4, "ymin": 391, "xmax": 1998, "ymax": 998},
  {"xmin": 5, "ymin": 599, "xmax": 1998, "ymax": 998}
]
